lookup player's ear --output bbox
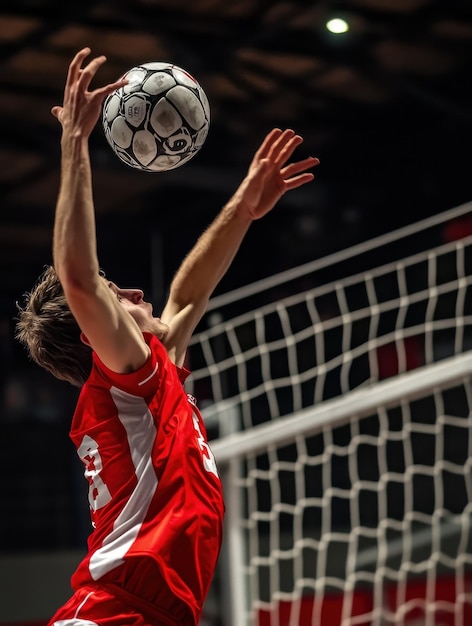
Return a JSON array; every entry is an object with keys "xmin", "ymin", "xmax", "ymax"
[{"xmin": 80, "ymin": 332, "xmax": 91, "ymax": 347}]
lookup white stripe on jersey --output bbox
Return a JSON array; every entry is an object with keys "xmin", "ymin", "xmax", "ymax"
[
  {"xmin": 89, "ymin": 386, "xmax": 158, "ymax": 580},
  {"xmin": 138, "ymin": 361, "xmax": 158, "ymax": 386}
]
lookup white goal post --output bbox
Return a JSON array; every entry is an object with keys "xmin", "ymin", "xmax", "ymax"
[
  {"xmin": 213, "ymin": 352, "xmax": 472, "ymax": 626},
  {"xmin": 187, "ymin": 201, "xmax": 472, "ymax": 626}
]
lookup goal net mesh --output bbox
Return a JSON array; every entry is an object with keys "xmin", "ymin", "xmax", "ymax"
[{"xmin": 187, "ymin": 203, "xmax": 472, "ymax": 626}]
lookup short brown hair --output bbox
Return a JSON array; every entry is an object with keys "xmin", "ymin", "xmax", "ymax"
[{"xmin": 15, "ymin": 265, "xmax": 92, "ymax": 387}]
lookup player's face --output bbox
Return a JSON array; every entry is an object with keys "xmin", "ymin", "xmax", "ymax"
[{"xmin": 107, "ymin": 281, "xmax": 169, "ymax": 340}]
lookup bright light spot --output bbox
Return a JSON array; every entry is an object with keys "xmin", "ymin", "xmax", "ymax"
[{"xmin": 326, "ymin": 18, "xmax": 349, "ymax": 34}]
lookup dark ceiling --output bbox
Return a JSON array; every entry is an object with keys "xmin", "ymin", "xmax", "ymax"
[{"xmin": 1, "ymin": 0, "xmax": 472, "ymax": 318}]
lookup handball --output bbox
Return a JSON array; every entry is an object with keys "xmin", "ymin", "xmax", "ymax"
[{"xmin": 102, "ymin": 62, "xmax": 210, "ymax": 172}]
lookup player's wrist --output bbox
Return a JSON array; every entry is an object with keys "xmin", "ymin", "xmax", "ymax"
[{"xmin": 60, "ymin": 131, "xmax": 90, "ymax": 158}]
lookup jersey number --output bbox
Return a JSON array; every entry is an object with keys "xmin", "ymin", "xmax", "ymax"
[
  {"xmin": 192, "ymin": 412, "xmax": 219, "ymax": 478},
  {"xmin": 77, "ymin": 435, "xmax": 112, "ymax": 513}
]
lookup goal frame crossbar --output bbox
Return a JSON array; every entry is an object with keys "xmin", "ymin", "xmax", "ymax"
[
  {"xmin": 212, "ymin": 351, "xmax": 472, "ymax": 626},
  {"xmin": 211, "ymin": 351, "xmax": 472, "ymax": 464}
]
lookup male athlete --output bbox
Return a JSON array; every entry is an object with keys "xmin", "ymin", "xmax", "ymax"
[{"xmin": 16, "ymin": 47, "xmax": 319, "ymax": 626}]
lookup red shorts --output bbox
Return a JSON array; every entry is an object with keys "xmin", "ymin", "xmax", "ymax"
[{"xmin": 47, "ymin": 584, "xmax": 193, "ymax": 626}]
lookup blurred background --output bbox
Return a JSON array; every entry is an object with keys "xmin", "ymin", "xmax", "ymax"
[{"xmin": 1, "ymin": 0, "xmax": 472, "ymax": 623}]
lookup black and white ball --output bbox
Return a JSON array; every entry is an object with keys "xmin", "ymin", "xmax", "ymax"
[{"xmin": 102, "ymin": 62, "xmax": 210, "ymax": 172}]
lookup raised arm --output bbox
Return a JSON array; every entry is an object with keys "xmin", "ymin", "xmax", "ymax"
[
  {"xmin": 52, "ymin": 48, "xmax": 150, "ymax": 374},
  {"xmin": 161, "ymin": 128, "xmax": 320, "ymax": 365}
]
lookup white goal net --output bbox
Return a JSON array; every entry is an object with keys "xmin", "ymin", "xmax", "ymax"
[{"xmin": 187, "ymin": 202, "xmax": 472, "ymax": 626}]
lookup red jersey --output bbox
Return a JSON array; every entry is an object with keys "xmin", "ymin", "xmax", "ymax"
[{"xmin": 68, "ymin": 332, "xmax": 225, "ymax": 625}]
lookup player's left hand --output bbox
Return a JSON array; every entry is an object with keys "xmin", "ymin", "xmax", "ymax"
[
  {"xmin": 51, "ymin": 47, "xmax": 128, "ymax": 140},
  {"xmin": 237, "ymin": 128, "xmax": 320, "ymax": 220}
]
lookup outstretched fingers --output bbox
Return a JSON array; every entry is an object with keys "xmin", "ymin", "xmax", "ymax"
[
  {"xmin": 281, "ymin": 156, "xmax": 320, "ymax": 179},
  {"xmin": 253, "ymin": 129, "xmax": 316, "ymax": 173},
  {"xmin": 271, "ymin": 132, "xmax": 307, "ymax": 168},
  {"xmin": 93, "ymin": 75, "xmax": 129, "ymax": 102},
  {"xmin": 66, "ymin": 47, "xmax": 91, "ymax": 89},
  {"xmin": 281, "ymin": 156, "xmax": 320, "ymax": 190},
  {"xmin": 283, "ymin": 171, "xmax": 315, "ymax": 191},
  {"xmin": 71, "ymin": 48, "xmax": 128, "ymax": 109},
  {"xmin": 77, "ymin": 53, "xmax": 108, "ymax": 93},
  {"xmin": 253, "ymin": 128, "xmax": 284, "ymax": 161},
  {"xmin": 52, "ymin": 47, "xmax": 128, "ymax": 129}
]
